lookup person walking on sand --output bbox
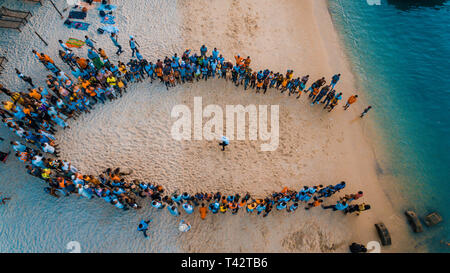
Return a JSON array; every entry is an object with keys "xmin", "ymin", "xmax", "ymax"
[
  {"xmin": 110, "ymin": 33, "xmax": 124, "ymax": 55},
  {"xmin": 344, "ymin": 95, "xmax": 358, "ymax": 110},
  {"xmin": 219, "ymin": 136, "xmax": 229, "ymax": 151},
  {"xmin": 15, "ymin": 69, "xmax": 34, "ymax": 87},
  {"xmin": 129, "ymin": 36, "xmax": 140, "ymax": 58},
  {"xmin": 360, "ymin": 106, "xmax": 372, "ymax": 118},
  {"xmin": 137, "ymin": 218, "xmax": 152, "ymax": 238}
]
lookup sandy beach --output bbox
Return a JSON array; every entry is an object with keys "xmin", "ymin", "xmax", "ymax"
[{"xmin": 0, "ymin": 0, "xmax": 425, "ymax": 252}]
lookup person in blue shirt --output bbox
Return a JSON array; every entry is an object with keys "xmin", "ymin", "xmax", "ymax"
[
  {"xmin": 209, "ymin": 202, "xmax": 220, "ymax": 214},
  {"xmin": 276, "ymin": 201, "xmax": 287, "ymax": 210},
  {"xmin": 302, "ymin": 193, "xmax": 312, "ymax": 203},
  {"xmin": 312, "ymin": 85, "xmax": 330, "ymax": 105},
  {"xmin": 137, "ymin": 219, "xmax": 152, "ymax": 238},
  {"xmin": 179, "ymin": 66, "xmax": 187, "ymax": 83},
  {"xmin": 182, "ymin": 202, "xmax": 194, "ymax": 214},
  {"xmin": 129, "ymin": 35, "xmax": 140, "ymax": 57},
  {"xmin": 113, "ymin": 187, "xmax": 125, "ymax": 195},
  {"xmin": 210, "ymin": 60, "xmax": 217, "ymax": 78},
  {"xmin": 334, "ymin": 181, "xmax": 346, "ymax": 192},
  {"xmin": 144, "ymin": 62, "xmax": 154, "ymax": 82},
  {"xmin": 101, "ymin": 192, "xmax": 113, "ymax": 203},
  {"xmin": 181, "ymin": 192, "xmax": 190, "ymax": 200},
  {"xmin": 168, "ymin": 204, "xmax": 180, "ymax": 216},
  {"xmin": 84, "ymin": 35, "xmax": 96, "ymax": 49},
  {"xmin": 110, "ymin": 33, "xmax": 124, "ymax": 55},
  {"xmin": 217, "ymin": 54, "xmax": 225, "ymax": 64},
  {"xmin": 256, "ymin": 203, "xmax": 266, "ymax": 215},
  {"xmin": 95, "ymin": 87, "xmax": 106, "ymax": 104},
  {"xmin": 287, "ymin": 202, "xmax": 299, "ymax": 212},
  {"xmin": 322, "ymin": 200, "xmax": 348, "ymax": 211},
  {"xmin": 201, "ymin": 66, "xmax": 208, "ymax": 81},
  {"xmin": 330, "ymin": 73, "xmax": 341, "ymax": 89},
  {"xmin": 112, "ymin": 198, "xmax": 126, "ymax": 210},
  {"xmin": 322, "ymin": 88, "xmax": 336, "ymax": 108},
  {"xmin": 171, "ymin": 193, "xmax": 182, "ymax": 204},
  {"xmin": 151, "ymin": 200, "xmax": 165, "ymax": 209},
  {"xmin": 58, "ymin": 39, "xmax": 69, "ymax": 52},
  {"xmin": 257, "ymin": 70, "xmax": 264, "ymax": 80},
  {"xmin": 308, "ymin": 186, "xmax": 317, "ymax": 194},
  {"xmin": 219, "ymin": 136, "xmax": 229, "ymax": 151},
  {"xmin": 200, "ymin": 44, "xmax": 208, "ymax": 57},
  {"xmin": 172, "ymin": 53, "xmax": 180, "ymax": 65},
  {"xmin": 212, "ymin": 48, "xmax": 219, "ymax": 60}
]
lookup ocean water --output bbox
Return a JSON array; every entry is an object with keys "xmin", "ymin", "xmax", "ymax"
[{"xmin": 328, "ymin": 0, "xmax": 450, "ymax": 252}]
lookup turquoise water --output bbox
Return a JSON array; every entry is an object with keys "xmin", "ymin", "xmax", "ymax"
[{"xmin": 328, "ymin": 0, "xmax": 450, "ymax": 252}]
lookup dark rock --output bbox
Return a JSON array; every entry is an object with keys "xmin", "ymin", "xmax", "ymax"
[
  {"xmin": 405, "ymin": 210, "xmax": 423, "ymax": 233},
  {"xmin": 424, "ymin": 212, "xmax": 442, "ymax": 227},
  {"xmin": 375, "ymin": 223, "xmax": 391, "ymax": 246}
]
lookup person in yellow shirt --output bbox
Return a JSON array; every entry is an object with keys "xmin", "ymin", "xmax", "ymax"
[{"xmin": 2, "ymin": 101, "xmax": 15, "ymax": 111}]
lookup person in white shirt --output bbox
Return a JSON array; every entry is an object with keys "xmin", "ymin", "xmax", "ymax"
[{"xmin": 42, "ymin": 142, "xmax": 58, "ymax": 156}]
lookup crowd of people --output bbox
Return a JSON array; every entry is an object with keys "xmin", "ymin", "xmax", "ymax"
[{"xmin": 1, "ymin": 36, "xmax": 371, "ymax": 222}]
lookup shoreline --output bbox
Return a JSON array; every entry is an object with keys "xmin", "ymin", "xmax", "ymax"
[{"xmin": 312, "ymin": 0, "xmax": 424, "ymax": 251}]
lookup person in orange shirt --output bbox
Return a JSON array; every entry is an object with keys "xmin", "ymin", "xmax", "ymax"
[
  {"xmin": 199, "ymin": 203, "xmax": 207, "ymax": 220},
  {"xmin": 32, "ymin": 50, "xmax": 42, "ymax": 61},
  {"xmin": 76, "ymin": 57, "xmax": 88, "ymax": 69},
  {"xmin": 155, "ymin": 67, "xmax": 163, "ymax": 81},
  {"xmin": 28, "ymin": 89, "xmax": 41, "ymax": 100},
  {"xmin": 98, "ymin": 48, "xmax": 108, "ymax": 60},
  {"xmin": 256, "ymin": 79, "xmax": 264, "ymax": 93},
  {"xmin": 23, "ymin": 106, "xmax": 33, "ymax": 117},
  {"xmin": 85, "ymin": 86, "xmax": 98, "ymax": 104},
  {"xmin": 41, "ymin": 53, "xmax": 55, "ymax": 64},
  {"xmin": 244, "ymin": 56, "xmax": 251, "ymax": 68},
  {"xmin": 344, "ymin": 95, "xmax": 358, "ymax": 110},
  {"xmin": 234, "ymin": 55, "xmax": 244, "ymax": 66},
  {"xmin": 305, "ymin": 197, "xmax": 323, "ymax": 210},
  {"xmin": 280, "ymin": 78, "xmax": 289, "ymax": 93}
]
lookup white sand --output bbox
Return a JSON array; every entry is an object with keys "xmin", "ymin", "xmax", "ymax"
[{"xmin": 0, "ymin": 0, "xmax": 424, "ymax": 252}]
